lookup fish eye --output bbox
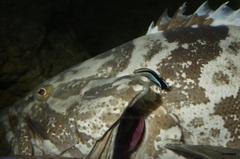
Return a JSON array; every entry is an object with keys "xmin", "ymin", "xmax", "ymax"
[
  {"xmin": 38, "ymin": 88, "xmax": 47, "ymax": 96},
  {"xmin": 35, "ymin": 85, "xmax": 53, "ymax": 101}
]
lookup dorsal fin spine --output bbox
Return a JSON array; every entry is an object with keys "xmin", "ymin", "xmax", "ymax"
[
  {"xmin": 146, "ymin": 1, "xmax": 240, "ymax": 35},
  {"xmin": 195, "ymin": 1, "xmax": 212, "ymax": 16}
]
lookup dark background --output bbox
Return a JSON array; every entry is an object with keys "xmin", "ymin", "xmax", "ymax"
[{"xmin": 0, "ymin": 0, "xmax": 240, "ymax": 110}]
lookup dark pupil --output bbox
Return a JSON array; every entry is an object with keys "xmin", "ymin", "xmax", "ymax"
[{"xmin": 38, "ymin": 88, "xmax": 46, "ymax": 96}]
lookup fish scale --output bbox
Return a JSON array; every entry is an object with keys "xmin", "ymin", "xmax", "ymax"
[{"xmin": 1, "ymin": 2, "xmax": 240, "ymax": 159}]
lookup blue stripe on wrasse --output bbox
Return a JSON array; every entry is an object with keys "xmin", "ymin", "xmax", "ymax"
[{"xmin": 133, "ymin": 68, "xmax": 170, "ymax": 90}]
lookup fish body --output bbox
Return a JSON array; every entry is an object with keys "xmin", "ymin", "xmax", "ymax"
[{"xmin": 1, "ymin": 2, "xmax": 240, "ymax": 159}]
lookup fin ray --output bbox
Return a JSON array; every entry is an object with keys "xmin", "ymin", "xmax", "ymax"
[{"xmin": 146, "ymin": 1, "xmax": 240, "ymax": 34}]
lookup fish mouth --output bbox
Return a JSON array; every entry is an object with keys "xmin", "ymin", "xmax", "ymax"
[
  {"xmin": 112, "ymin": 88, "xmax": 161, "ymax": 159},
  {"xmin": 112, "ymin": 106, "xmax": 145, "ymax": 159}
]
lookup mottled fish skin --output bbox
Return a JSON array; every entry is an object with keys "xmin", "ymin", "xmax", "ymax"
[
  {"xmin": 1, "ymin": 2, "xmax": 240, "ymax": 159},
  {"xmin": 131, "ymin": 25, "xmax": 240, "ymax": 159},
  {"xmin": 3, "ymin": 75, "xmax": 153, "ymax": 157}
]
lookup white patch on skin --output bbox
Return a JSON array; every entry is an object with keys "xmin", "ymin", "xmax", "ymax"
[
  {"xmin": 197, "ymin": 39, "xmax": 207, "ymax": 45},
  {"xmin": 31, "ymin": 139, "xmax": 44, "ymax": 155},
  {"xmin": 180, "ymin": 61, "xmax": 192, "ymax": 69},
  {"xmin": 47, "ymin": 117, "xmax": 56, "ymax": 128},
  {"xmin": 116, "ymin": 84, "xmax": 129, "ymax": 91},
  {"xmin": 181, "ymin": 43, "xmax": 189, "ymax": 49},
  {"xmin": 73, "ymin": 96, "xmax": 131, "ymax": 155},
  {"xmin": 133, "ymin": 84, "xmax": 144, "ymax": 92},
  {"xmin": 107, "ymin": 66, "xmax": 112, "ymax": 73},
  {"xmin": 50, "ymin": 54, "xmax": 115, "ymax": 86},
  {"xmin": 176, "ymin": 104, "xmax": 230, "ymax": 145},
  {"xmin": 165, "ymin": 78, "xmax": 175, "ymax": 88},
  {"xmin": 43, "ymin": 140, "xmax": 61, "ymax": 155},
  {"xmin": 75, "ymin": 141, "xmax": 94, "ymax": 155},
  {"xmin": 76, "ymin": 117, "xmax": 109, "ymax": 139},
  {"xmin": 148, "ymin": 41, "xmax": 178, "ymax": 71},
  {"xmin": 174, "ymin": 27, "xmax": 240, "ymax": 146},
  {"xmin": 117, "ymin": 36, "xmax": 152, "ymax": 76},
  {"xmin": 176, "ymin": 72, "xmax": 180, "ymax": 77},
  {"xmin": 181, "ymin": 72, "xmax": 186, "ymax": 78},
  {"xmin": 154, "ymin": 126, "xmax": 182, "ymax": 150},
  {"xmin": 184, "ymin": 78, "xmax": 195, "ymax": 85},
  {"xmin": 191, "ymin": 24, "xmax": 198, "ymax": 28},
  {"xmin": 81, "ymin": 77, "xmax": 116, "ymax": 95},
  {"xmin": 76, "ymin": 96, "xmax": 128, "ymax": 138},
  {"xmin": 160, "ymin": 149, "xmax": 187, "ymax": 159},
  {"xmin": 22, "ymin": 100, "xmax": 37, "ymax": 114},
  {"xmin": 117, "ymin": 33, "xmax": 178, "ymax": 77},
  {"xmin": 200, "ymin": 27, "xmax": 240, "ymax": 102},
  {"xmin": 48, "ymin": 96, "xmax": 79, "ymax": 114},
  {"xmin": 48, "ymin": 77, "xmax": 119, "ymax": 114},
  {"xmin": 181, "ymin": 90, "xmax": 189, "ymax": 98},
  {"xmin": 175, "ymin": 83, "xmax": 182, "ymax": 88},
  {"xmin": 112, "ymin": 78, "xmax": 132, "ymax": 87}
]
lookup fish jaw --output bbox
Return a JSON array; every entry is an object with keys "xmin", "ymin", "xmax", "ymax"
[{"xmin": 4, "ymin": 73, "xmax": 161, "ymax": 158}]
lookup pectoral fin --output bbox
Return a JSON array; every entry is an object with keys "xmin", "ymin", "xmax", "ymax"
[{"xmin": 165, "ymin": 144, "xmax": 240, "ymax": 159}]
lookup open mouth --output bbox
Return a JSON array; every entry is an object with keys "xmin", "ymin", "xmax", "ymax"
[{"xmin": 112, "ymin": 106, "xmax": 145, "ymax": 159}]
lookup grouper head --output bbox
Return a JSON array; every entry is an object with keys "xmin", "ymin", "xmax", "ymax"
[
  {"xmin": 4, "ymin": 65, "xmax": 169, "ymax": 158},
  {"xmin": 2, "ymin": 1, "xmax": 240, "ymax": 159}
]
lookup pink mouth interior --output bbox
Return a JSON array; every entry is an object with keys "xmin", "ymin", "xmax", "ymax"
[{"xmin": 129, "ymin": 116, "xmax": 145, "ymax": 152}]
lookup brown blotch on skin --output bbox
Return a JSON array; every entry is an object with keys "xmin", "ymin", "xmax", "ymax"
[
  {"xmin": 226, "ymin": 60, "xmax": 238, "ymax": 75},
  {"xmin": 166, "ymin": 16, "xmax": 189, "ymax": 31},
  {"xmin": 61, "ymin": 146, "xmax": 85, "ymax": 158},
  {"xmin": 100, "ymin": 112, "xmax": 119, "ymax": 127},
  {"xmin": 25, "ymin": 116, "xmax": 48, "ymax": 139},
  {"xmin": 185, "ymin": 15, "xmax": 213, "ymax": 27},
  {"xmin": 77, "ymin": 132, "xmax": 92, "ymax": 145},
  {"xmin": 83, "ymin": 78, "xmax": 145, "ymax": 103},
  {"xmin": 188, "ymin": 117, "xmax": 204, "ymax": 128},
  {"xmin": 97, "ymin": 41, "xmax": 134, "ymax": 77},
  {"xmin": 10, "ymin": 119, "xmax": 33, "ymax": 156},
  {"xmin": 186, "ymin": 86, "xmax": 210, "ymax": 105},
  {"xmin": 52, "ymin": 78, "xmax": 89, "ymax": 99},
  {"xmin": 144, "ymin": 39, "xmax": 166, "ymax": 62},
  {"xmin": 141, "ymin": 109, "xmax": 179, "ymax": 157},
  {"xmin": 198, "ymin": 136, "xmax": 211, "ymax": 145},
  {"xmin": 158, "ymin": 26, "xmax": 229, "ymax": 107},
  {"xmin": 79, "ymin": 111, "xmax": 96, "ymax": 120},
  {"xmin": 168, "ymin": 16, "xmax": 213, "ymax": 31},
  {"xmin": 212, "ymin": 71, "xmax": 230, "ymax": 85},
  {"xmin": 164, "ymin": 26, "xmax": 229, "ymax": 44},
  {"xmin": 159, "ymin": 114, "xmax": 177, "ymax": 129},
  {"xmin": 210, "ymin": 128, "xmax": 220, "ymax": 138},
  {"xmin": 157, "ymin": 10, "xmax": 214, "ymax": 32},
  {"xmin": 228, "ymin": 41, "xmax": 240, "ymax": 55},
  {"xmin": 214, "ymin": 89, "xmax": 240, "ymax": 148},
  {"xmin": 25, "ymin": 102, "xmax": 80, "ymax": 153}
]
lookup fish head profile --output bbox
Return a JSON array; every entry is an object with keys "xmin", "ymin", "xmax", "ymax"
[
  {"xmin": 1, "ymin": 1, "xmax": 240, "ymax": 159},
  {"xmin": 3, "ymin": 64, "xmax": 171, "ymax": 158}
]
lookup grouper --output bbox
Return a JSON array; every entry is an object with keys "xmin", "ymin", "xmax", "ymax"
[{"xmin": 1, "ymin": 2, "xmax": 240, "ymax": 159}]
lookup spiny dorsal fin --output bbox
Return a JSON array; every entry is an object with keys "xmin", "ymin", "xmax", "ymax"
[{"xmin": 147, "ymin": 1, "xmax": 240, "ymax": 34}]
